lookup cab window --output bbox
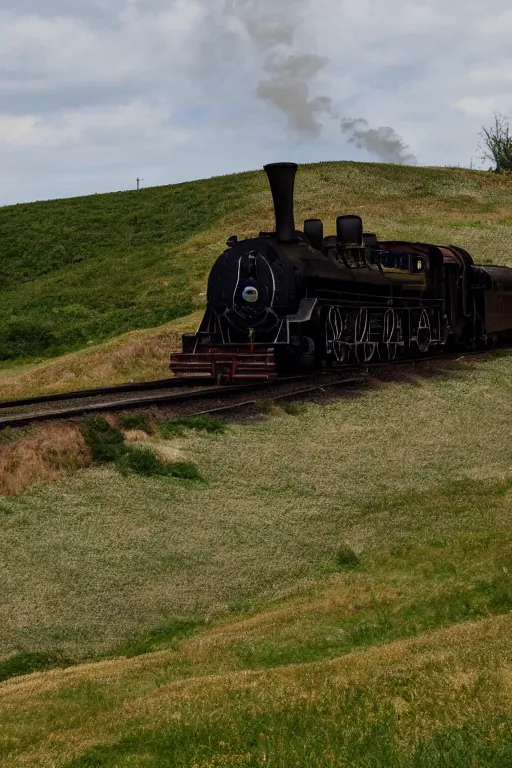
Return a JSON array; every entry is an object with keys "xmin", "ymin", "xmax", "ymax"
[{"xmin": 378, "ymin": 251, "xmax": 425, "ymax": 273}]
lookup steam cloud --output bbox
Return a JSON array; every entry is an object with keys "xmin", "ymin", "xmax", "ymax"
[
  {"xmin": 215, "ymin": 1, "xmax": 417, "ymax": 162},
  {"xmin": 340, "ymin": 117, "xmax": 417, "ymax": 165},
  {"xmin": 223, "ymin": 1, "xmax": 334, "ymax": 136},
  {"xmin": 256, "ymin": 53, "xmax": 335, "ymax": 137}
]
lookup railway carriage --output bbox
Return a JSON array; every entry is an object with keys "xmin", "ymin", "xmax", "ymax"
[{"xmin": 170, "ymin": 162, "xmax": 512, "ymax": 383}]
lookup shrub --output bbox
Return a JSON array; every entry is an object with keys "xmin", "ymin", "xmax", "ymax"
[
  {"xmin": 166, "ymin": 461, "xmax": 203, "ymax": 480},
  {"xmin": 335, "ymin": 544, "xmax": 361, "ymax": 569},
  {"xmin": 116, "ymin": 445, "xmax": 202, "ymax": 481},
  {"xmin": 159, "ymin": 415, "xmax": 225, "ymax": 439},
  {"xmin": 0, "ymin": 322, "xmax": 58, "ymax": 359},
  {"xmin": 118, "ymin": 413, "xmax": 153, "ymax": 434},
  {"xmin": 116, "ymin": 446, "xmax": 167, "ymax": 477},
  {"xmin": 81, "ymin": 416, "xmax": 203, "ymax": 482},
  {"xmin": 81, "ymin": 416, "xmax": 125, "ymax": 462}
]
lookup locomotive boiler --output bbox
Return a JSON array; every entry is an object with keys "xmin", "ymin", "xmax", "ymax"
[{"xmin": 170, "ymin": 162, "xmax": 512, "ymax": 382}]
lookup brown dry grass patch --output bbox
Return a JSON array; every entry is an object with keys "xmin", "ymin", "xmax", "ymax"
[{"xmin": 0, "ymin": 425, "xmax": 91, "ymax": 496}]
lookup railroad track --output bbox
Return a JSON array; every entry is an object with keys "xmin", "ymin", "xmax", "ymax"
[
  {"xmin": 190, "ymin": 349, "xmax": 492, "ymax": 418},
  {"xmin": 0, "ymin": 375, "xmax": 214, "ymax": 410},
  {"xmin": 0, "ymin": 371, "xmax": 363, "ymax": 430},
  {"xmin": 0, "ymin": 349, "xmax": 498, "ymax": 431}
]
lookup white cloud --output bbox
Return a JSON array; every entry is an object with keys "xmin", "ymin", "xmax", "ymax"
[
  {"xmin": 0, "ymin": 2, "xmax": 203, "ymax": 93},
  {"xmin": 452, "ymin": 97, "xmax": 497, "ymax": 119},
  {"xmin": 0, "ymin": 115, "xmax": 39, "ymax": 147},
  {"xmin": 467, "ymin": 64, "xmax": 512, "ymax": 89},
  {"xmin": 0, "ymin": 102, "xmax": 188, "ymax": 149},
  {"xmin": 1, "ymin": 0, "xmax": 512, "ymax": 205}
]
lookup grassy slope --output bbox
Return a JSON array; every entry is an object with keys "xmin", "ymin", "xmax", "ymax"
[
  {"xmin": 0, "ymin": 312, "xmax": 202, "ymax": 400},
  {"xmin": 3, "ymin": 163, "xmax": 512, "ymax": 764},
  {"xmin": 0, "ymin": 171, "xmax": 257, "ymax": 360},
  {"xmin": 2, "ymin": 352, "xmax": 512, "ymax": 764},
  {"xmin": 1, "ymin": 161, "xmax": 512, "ymax": 371},
  {"xmin": 2, "ymin": 615, "xmax": 512, "ymax": 767}
]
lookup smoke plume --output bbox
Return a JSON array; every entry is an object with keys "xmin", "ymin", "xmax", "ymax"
[
  {"xmin": 257, "ymin": 52, "xmax": 334, "ymax": 135},
  {"xmin": 340, "ymin": 117, "xmax": 417, "ymax": 165},
  {"xmin": 223, "ymin": 0, "xmax": 334, "ymax": 136},
  {"xmin": 205, "ymin": 1, "xmax": 417, "ymax": 161}
]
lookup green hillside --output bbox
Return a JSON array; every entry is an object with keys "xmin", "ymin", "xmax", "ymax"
[
  {"xmin": 3, "ymin": 163, "xmax": 512, "ymax": 765},
  {"xmin": 0, "ymin": 171, "xmax": 257, "ymax": 360},
  {"xmin": 2, "ymin": 352, "xmax": 512, "ymax": 765},
  {"xmin": 1, "ymin": 161, "xmax": 512, "ymax": 362}
]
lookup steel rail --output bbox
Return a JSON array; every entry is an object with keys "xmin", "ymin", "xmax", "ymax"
[
  {"xmin": 0, "ymin": 347, "xmax": 493, "ymax": 414},
  {"xmin": 0, "ymin": 375, "xmax": 215, "ymax": 411},
  {"xmin": 191, "ymin": 375, "xmax": 366, "ymax": 417},
  {"xmin": 0, "ymin": 348, "xmax": 498, "ymax": 431},
  {"xmin": 0, "ymin": 372, "xmax": 342, "ymax": 430}
]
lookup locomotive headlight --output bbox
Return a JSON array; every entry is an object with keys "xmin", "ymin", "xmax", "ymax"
[{"xmin": 242, "ymin": 286, "xmax": 259, "ymax": 303}]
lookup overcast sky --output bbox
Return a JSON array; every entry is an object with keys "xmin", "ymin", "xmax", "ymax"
[{"xmin": 0, "ymin": 0, "xmax": 510, "ymax": 206}]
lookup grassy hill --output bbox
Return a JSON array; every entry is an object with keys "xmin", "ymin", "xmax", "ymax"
[
  {"xmin": 3, "ymin": 163, "xmax": 512, "ymax": 765},
  {"xmin": 1, "ymin": 161, "xmax": 512, "ymax": 366},
  {"xmin": 0, "ymin": 171, "xmax": 257, "ymax": 361},
  {"xmin": 2, "ymin": 352, "xmax": 512, "ymax": 764}
]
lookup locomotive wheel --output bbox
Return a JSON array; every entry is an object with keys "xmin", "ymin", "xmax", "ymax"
[
  {"xmin": 379, "ymin": 308, "xmax": 400, "ymax": 361},
  {"xmin": 325, "ymin": 306, "xmax": 350, "ymax": 363},
  {"xmin": 354, "ymin": 308, "xmax": 377, "ymax": 363},
  {"xmin": 414, "ymin": 309, "xmax": 431, "ymax": 354}
]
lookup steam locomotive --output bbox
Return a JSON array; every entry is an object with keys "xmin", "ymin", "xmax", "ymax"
[{"xmin": 170, "ymin": 162, "xmax": 512, "ymax": 382}]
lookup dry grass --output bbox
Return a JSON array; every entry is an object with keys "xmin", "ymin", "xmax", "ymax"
[
  {"xmin": 0, "ymin": 358, "xmax": 511, "ymax": 764},
  {"xmin": 1, "ymin": 354, "xmax": 512, "ymax": 661},
  {"xmin": 1, "ymin": 613, "xmax": 512, "ymax": 766},
  {"xmin": 122, "ymin": 428, "xmax": 152, "ymax": 442},
  {"xmin": 0, "ymin": 311, "xmax": 201, "ymax": 401},
  {"xmin": 0, "ymin": 424, "xmax": 90, "ymax": 496}
]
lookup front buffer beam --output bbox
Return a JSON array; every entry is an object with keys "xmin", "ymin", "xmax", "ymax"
[{"xmin": 170, "ymin": 345, "xmax": 277, "ymax": 384}]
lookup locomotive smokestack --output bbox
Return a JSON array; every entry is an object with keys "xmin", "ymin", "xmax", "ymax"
[{"xmin": 263, "ymin": 162, "xmax": 298, "ymax": 242}]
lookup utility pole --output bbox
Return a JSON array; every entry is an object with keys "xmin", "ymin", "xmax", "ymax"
[{"xmin": 136, "ymin": 177, "xmax": 144, "ymax": 190}]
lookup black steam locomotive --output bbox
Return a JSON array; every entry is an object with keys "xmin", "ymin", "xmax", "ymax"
[{"xmin": 170, "ymin": 162, "xmax": 512, "ymax": 382}]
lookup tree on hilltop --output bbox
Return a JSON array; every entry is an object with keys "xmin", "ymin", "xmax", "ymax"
[{"xmin": 478, "ymin": 112, "xmax": 512, "ymax": 173}]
